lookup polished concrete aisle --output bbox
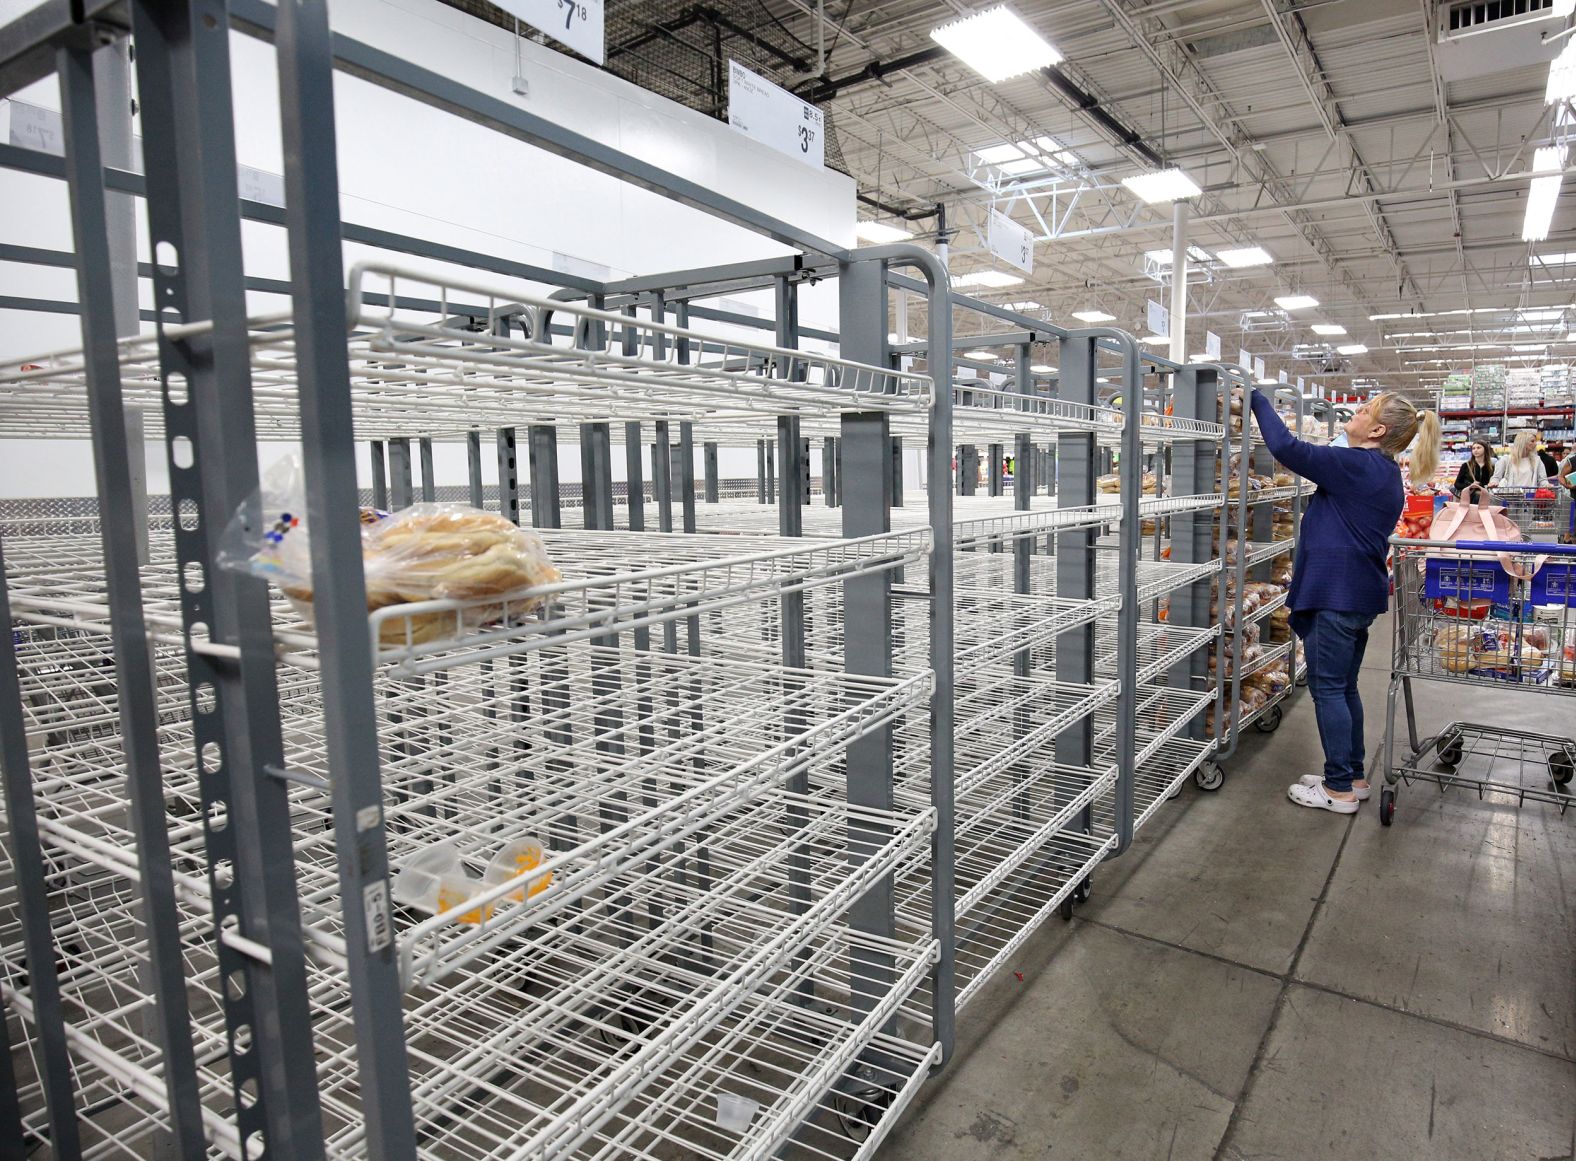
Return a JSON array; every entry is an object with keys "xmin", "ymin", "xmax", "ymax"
[{"xmin": 880, "ymin": 632, "xmax": 1576, "ymax": 1161}]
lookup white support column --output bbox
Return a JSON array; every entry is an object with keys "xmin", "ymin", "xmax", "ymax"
[{"xmin": 1168, "ymin": 200, "xmax": 1189, "ymax": 365}]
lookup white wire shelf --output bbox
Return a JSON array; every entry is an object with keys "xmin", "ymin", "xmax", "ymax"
[
  {"xmin": 0, "ymin": 264, "xmax": 931, "ymax": 441},
  {"xmin": 1093, "ymin": 683, "xmax": 1217, "ymax": 770},
  {"xmin": 952, "ymin": 674, "xmax": 1118, "ymax": 799},
  {"xmin": 3, "ymin": 527, "xmax": 929, "ymax": 679},
  {"xmin": 1095, "ymin": 621, "xmax": 1219, "ymax": 686}
]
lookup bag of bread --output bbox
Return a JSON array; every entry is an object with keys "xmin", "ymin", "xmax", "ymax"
[{"xmin": 219, "ymin": 454, "xmax": 561, "ymax": 646}]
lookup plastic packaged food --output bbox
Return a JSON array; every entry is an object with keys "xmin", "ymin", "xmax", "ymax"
[
  {"xmin": 219, "ymin": 454, "xmax": 561, "ymax": 646},
  {"xmin": 483, "ymin": 837, "xmax": 553, "ymax": 903},
  {"xmin": 393, "ymin": 843, "xmax": 492, "ymax": 925}
]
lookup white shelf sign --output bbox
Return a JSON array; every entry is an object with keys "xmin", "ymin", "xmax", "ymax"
[
  {"xmin": 988, "ymin": 209, "xmax": 1034, "ymax": 274},
  {"xmin": 491, "ymin": 0, "xmax": 605, "ymax": 65},
  {"xmin": 727, "ymin": 60, "xmax": 824, "ymax": 169},
  {"xmin": 1238, "ymin": 347, "xmax": 1253, "ymax": 372},
  {"xmin": 1147, "ymin": 300, "xmax": 1169, "ymax": 337},
  {"xmin": 1254, "ymin": 356, "xmax": 1267, "ymax": 379},
  {"xmin": 1205, "ymin": 330, "xmax": 1221, "ymax": 360}
]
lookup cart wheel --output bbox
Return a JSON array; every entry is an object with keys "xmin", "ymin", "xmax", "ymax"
[
  {"xmin": 1254, "ymin": 704, "xmax": 1283, "ymax": 733},
  {"xmin": 1059, "ymin": 896, "xmax": 1075, "ymax": 921},
  {"xmin": 1194, "ymin": 761, "xmax": 1225, "ymax": 792},
  {"xmin": 1550, "ymin": 750, "xmax": 1575, "ymax": 788},
  {"xmin": 832, "ymin": 1070, "xmax": 890, "ymax": 1142},
  {"xmin": 1379, "ymin": 787, "xmax": 1395, "ymax": 826},
  {"xmin": 1436, "ymin": 731, "xmax": 1463, "ymax": 768},
  {"xmin": 1295, "ymin": 671, "xmax": 1308, "ymax": 688},
  {"xmin": 1075, "ymin": 875, "xmax": 1093, "ymax": 905}
]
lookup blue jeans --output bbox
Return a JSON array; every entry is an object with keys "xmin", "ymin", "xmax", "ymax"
[{"xmin": 1295, "ymin": 609, "xmax": 1375, "ymax": 794}]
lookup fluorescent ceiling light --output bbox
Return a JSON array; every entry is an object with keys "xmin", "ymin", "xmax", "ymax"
[
  {"xmin": 1336, "ymin": 344, "xmax": 1368, "ymax": 355},
  {"xmin": 996, "ymin": 156, "xmax": 1043, "ymax": 176},
  {"xmin": 1512, "ymin": 343, "xmax": 1547, "ymax": 351},
  {"xmin": 1215, "ymin": 246, "xmax": 1273, "ymax": 268},
  {"xmin": 1311, "ymin": 323, "xmax": 1347, "ymax": 336},
  {"xmin": 1519, "ymin": 306, "xmax": 1567, "ymax": 321},
  {"xmin": 1071, "ymin": 309, "xmax": 1116, "ymax": 322},
  {"xmin": 963, "ymin": 350, "xmax": 999, "ymax": 361},
  {"xmin": 1030, "ymin": 363, "xmax": 1054, "ymax": 373},
  {"xmin": 1189, "ymin": 353, "xmax": 1211, "ymax": 362},
  {"xmin": 1121, "ymin": 167, "xmax": 1202, "ymax": 204},
  {"xmin": 1255, "ymin": 378, "xmax": 1277, "ymax": 386},
  {"xmin": 1032, "ymin": 136, "xmax": 1078, "ymax": 167},
  {"xmin": 855, "ymin": 220, "xmax": 912, "ymax": 244},
  {"xmin": 954, "ymin": 270, "xmax": 1024, "ymax": 288},
  {"xmin": 1522, "ymin": 145, "xmax": 1566, "ymax": 242},
  {"xmin": 974, "ymin": 143, "xmax": 1027, "ymax": 165},
  {"xmin": 1566, "ymin": 331, "xmax": 1576, "ymax": 341},
  {"xmin": 1551, "ymin": 37, "xmax": 1576, "ymax": 104},
  {"xmin": 1139, "ymin": 334, "xmax": 1171, "ymax": 345},
  {"xmin": 930, "ymin": 6, "xmax": 1063, "ymax": 83},
  {"xmin": 1000, "ymin": 300, "xmax": 1043, "ymax": 311},
  {"xmin": 1530, "ymin": 251, "xmax": 1576, "ymax": 265},
  {"xmin": 1143, "ymin": 246, "xmax": 1212, "ymax": 265},
  {"xmin": 1275, "ymin": 294, "xmax": 1320, "ymax": 310}
]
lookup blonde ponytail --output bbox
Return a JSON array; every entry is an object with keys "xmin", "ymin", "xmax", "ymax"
[{"xmin": 1408, "ymin": 410, "xmax": 1440, "ymax": 486}]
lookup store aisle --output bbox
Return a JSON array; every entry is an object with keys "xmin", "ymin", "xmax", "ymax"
[{"xmin": 879, "ymin": 623, "xmax": 1576, "ymax": 1161}]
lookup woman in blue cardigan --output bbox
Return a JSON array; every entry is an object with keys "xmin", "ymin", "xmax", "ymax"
[{"xmin": 1246, "ymin": 390, "xmax": 1440, "ymax": 813}]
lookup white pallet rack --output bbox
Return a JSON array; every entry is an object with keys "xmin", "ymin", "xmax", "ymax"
[{"xmin": 0, "ymin": 27, "xmax": 958, "ymax": 1150}]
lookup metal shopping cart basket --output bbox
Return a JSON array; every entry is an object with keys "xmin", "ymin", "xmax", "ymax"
[
  {"xmin": 1492, "ymin": 485, "xmax": 1569, "ymax": 541},
  {"xmin": 1379, "ymin": 537, "xmax": 1576, "ymax": 825}
]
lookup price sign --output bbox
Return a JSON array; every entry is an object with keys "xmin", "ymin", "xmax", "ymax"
[
  {"xmin": 1205, "ymin": 330, "xmax": 1221, "ymax": 359},
  {"xmin": 1238, "ymin": 347, "xmax": 1252, "ymax": 371},
  {"xmin": 1254, "ymin": 356, "xmax": 1267, "ymax": 379},
  {"xmin": 1147, "ymin": 300, "xmax": 1170, "ymax": 338},
  {"xmin": 491, "ymin": 0, "xmax": 605, "ymax": 65},
  {"xmin": 988, "ymin": 209, "xmax": 1034, "ymax": 274},
  {"xmin": 727, "ymin": 60, "xmax": 825, "ymax": 169}
]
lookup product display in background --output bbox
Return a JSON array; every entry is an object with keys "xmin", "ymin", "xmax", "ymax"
[{"xmin": 220, "ymin": 454, "xmax": 563, "ymax": 645}]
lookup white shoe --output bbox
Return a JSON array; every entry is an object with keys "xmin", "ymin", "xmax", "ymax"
[
  {"xmin": 1287, "ymin": 780, "xmax": 1360, "ymax": 813},
  {"xmin": 1296, "ymin": 774, "xmax": 1370, "ymax": 801}
]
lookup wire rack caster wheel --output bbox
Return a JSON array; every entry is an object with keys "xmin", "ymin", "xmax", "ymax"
[
  {"xmin": 1296, "ymin": 670, "xmax": 1308, "ymax": 687},
  {"xmin": 833, "ymin": 1067, "xmax": 892, "ymax": 1142},
  {"xmin": 1379, "ymin": 787, "xmax": 1396, "ymax": 826},
  {"xmin": 1194, "ymin": 761, "xmax": 1225, "ymax": 792},
  {"xmin": 1254, "ymin": 704, "xmax": 1283, "ymax": 733},
  {"xmin": 1059, "ymin": 876, "xmax": 1092, "ymax": 922},
  {"xmin": 1435, "ymin": 730, "xmax": 1463, "ymax": 769},
  {"xmin": 1549, "ymin": 750, "xmax": 1574, "ymax": 788}
]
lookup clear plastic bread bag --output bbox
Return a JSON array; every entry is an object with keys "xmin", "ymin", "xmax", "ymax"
[{"xmin": 218, "ymin": 453, "xmax": 562, "ymax": 645}]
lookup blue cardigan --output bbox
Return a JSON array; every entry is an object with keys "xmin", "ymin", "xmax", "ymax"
[{"xmin": 1248, "ymin": 390, "xmax": 1402, "ymax": 618}]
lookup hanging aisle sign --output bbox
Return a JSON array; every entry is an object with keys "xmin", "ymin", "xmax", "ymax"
[
  {"xmin": 727, "ymin": 60, "xmax": 825, "ymax": 169},
  {"xmin": 1147, "ymin": 300, "xmax": 1170, "ymax": 337},
  {"xmin": 1238, "ymin": 347, "xmax": 1253, "ymax": 372},
  {"xmin": 988, "ymin": 209, "xmax": 1034, "ymax": 274},
  {"xmin": 1205, "ymin": 331, "xmax": 1221, "ymax": 360},
  {"xmin": 491, "ymin": 0, "xmax": 606, "ymax": 65}
]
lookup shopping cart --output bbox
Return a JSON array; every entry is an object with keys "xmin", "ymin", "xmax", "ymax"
[
  {"xmin": 1491, "ymin": 485, "xmax": 1565, "ymax": 540},
  {"xmin": 1379, "ymin": 537, "xmax": 1576, "ymax": 824}
]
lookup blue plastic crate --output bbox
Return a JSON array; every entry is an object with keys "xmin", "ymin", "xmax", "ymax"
[{"xmin": 1531, "ymin": 562, "xmax": 1576, "ymax": 606}]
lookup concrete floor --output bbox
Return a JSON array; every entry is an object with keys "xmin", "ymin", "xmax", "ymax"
[{"xmin": 880, "ymin": 622, "xmax": 1576, "ymax": 1161}]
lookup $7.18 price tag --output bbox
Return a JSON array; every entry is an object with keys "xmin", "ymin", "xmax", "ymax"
[{"xmin": 491, "ymin": 0, "xmax": 605, "ymax": 65}]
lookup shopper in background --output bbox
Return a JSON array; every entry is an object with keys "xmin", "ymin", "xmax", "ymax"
[
  {"xmin": 1490, "ymin": 430, "xmax": 1549, "ymax": 489},
  {"xmin": 1452, "ymin": 438, "xmax": 1495, "ymax": 495},
  {"xmin": 1245, "ymin": 389, "xmax": 1440, "ymax": 814},
  {"xmin": 1537, "ymin": 438, "xmax": 1559, "ymax": 480}
]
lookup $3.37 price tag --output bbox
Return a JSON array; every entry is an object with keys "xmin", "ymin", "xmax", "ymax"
[{"xmin": 491, "ymin": 0, "xmax": 606, "ymax": 65}]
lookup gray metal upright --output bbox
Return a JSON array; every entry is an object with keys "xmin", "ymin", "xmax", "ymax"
[
  {"xmin": 702, "ymin": 441, "xmax": 719, "ymax": 503},
  {"xmin": 823, "ymin": 435, "xmax": 837, "ymax": 506},
  {"xmin": 131, "ymin": 0, "xmax": 343, "ymax": 1151},
  {"xmin": 892, "ymin": 436, "xmax": 904, "ymax": 506},
  {"xmin": 1168, "ymin": 367, "xmax": 1221, "ymax": 739},
  {"xmin": 419, "ymin": 436, "xmax": 436, "ymax": 502},
  {"xmin": 837, "ymin": 258, "xmax": 895, "ymax": 1026},
  {"xmin": 527, "ymin": 425, "xmax": 560, "ymax": 528},
  {"xmin": 496, "ymin": 426, "xmax": 520, "ymax": 523},
  {"xmin": 626, "ymin": 422, "xmax": 646, "ymax": 530},
  {"xmin": 272, "ymin": 0, "xmax": 419, "ymax": 1150},
  {"xmin": 51, "ymin": 35, "xmax": 207, "ymax": 1156},
  {"xmin": 581, "ymin": 423, "xmax": 615, "ymax": 531},
  {"xmin": 467, "ymin": 430, "xmax": 485, "ymax": 508},
  {"xmin": 388, "ymin": 436, "xmax": 413, "ymax": 509},
  {"xmin": 1054, "ymin": 335, "xmax": 1098, "ymax": 793},
  {"xmin": 371, "ymin": 439, "xmax": 389, "ymax": 509}
]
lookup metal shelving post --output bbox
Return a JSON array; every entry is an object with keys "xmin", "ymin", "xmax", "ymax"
[{"xmin": 1054, "ymin": 334, "xmax": 1099, "ymax": 839}]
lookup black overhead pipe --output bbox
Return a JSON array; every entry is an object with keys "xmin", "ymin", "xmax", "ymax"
[
  {"xmin": 795, "ymin": 44, "xmax": 950, "ymax": 104},
  {"xmin": 1041, "ymin": 66, "xmax": 1163, "ymax": 167}
]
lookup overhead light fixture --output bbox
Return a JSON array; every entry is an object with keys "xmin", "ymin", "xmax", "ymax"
[
  {"xmin": 1522, "ymin": 145, "xmax": 1566, "ymax": 242},
  {"xmin": 1030, "ymin": 363, "xmax": 1054, "ymax": 373},
  {"xmin": 1549, "ymin": 37, "xmax": 1576, "ymax": 104},
  {"xmin": 855, "ymin": 220, "xmax": 912, "ymax": 244},
  {"xmin": 1071, "ymin": 309, "xmax": 1116, "ymax": 322},
  {"xmin": 1566, "ymin": 331, "xmax": 1576, "ymax": 341},
  {"xmin": 1255, "ymin": 378, "xmax": 1277, "ymax": 386},
  {"xmin": 954, "ymin": 270, "xmax": 1024, "ymax": 288},
  {"xmin": 1215, "ymin": 246, "xmax": 1273, "ymax": 268},
  {"xmin": 1275, "ymin": 294, "xmax": 1320, "ymax": 310},
  {"xmin": 1311, "ymin": 324, "xmax": 1347, "ymax": 336},
  {"xmin": 1139, "ymin": 334, "xmax": 1171, "ymax": 345},
  {"xmin": 1121, "ymin": 167, "xmax": 1202, "ymax": 204},
  {"xmin": 930, "ymin": 6, "xmax": 1063, "ymax": 83},
  {"xmin": 1143, "ymin": 246, "xmax": 1212, "ymax": 265},
  {"xmin": 963, "ymin": 350, "xmax": 1000, "ymax": 361},
  {"xmin": 1529, "ymin": 251, "xmax": 1576, "ymax": 265},
  {"xmin": 1000, "ymin": 300, "xmax": 1044, "ymax": 312},
  {"xmin": 1189, "ymin": 353, "xmax": 1212, "ymax": 362},
  {"xmin": 1336, "ymin": 344, "xmax": 1368, "ymax": 355}
]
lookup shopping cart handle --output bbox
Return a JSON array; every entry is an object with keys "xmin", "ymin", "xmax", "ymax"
[{"xmin": 1453, "ymin": 539, "xmax": 1576, "ymax": 556}]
